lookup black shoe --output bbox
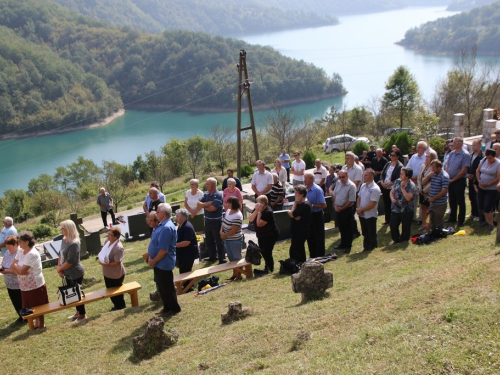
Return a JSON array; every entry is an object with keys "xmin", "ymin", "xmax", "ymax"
[
  {"xmin": 362, "ymin": 248, "xmax": 372, "ymax": 252},
  {"xmin": 383, "ymin": 222, "xmax": 389, "ymax": 225},
  {"xmin": 203, "ymin": 257, "xmax": 218, "ymax": 262},
  {"xmin": 16, "ymin": 317, "xmax": 27, "ymax": 324},
  {"xmin": 344, "ymin": 248, "xmax": 351, "ymax": 254},
  {"xmin": 334, "ymin": 245, "xmax": 345, "ymax": 250},
  {"xmin": 457, "ymin": 221, "xmax": 464, "ymax": 227},
  {"xmin": 417, "ymin": 220, "xmax": 422, "ymax": 225},
  {"xmin": 218, "ymin": 260, "xmax": 227, "ymax": 265},
  {"xmin": 353, "ymin": 232, "xmax": 361, "ymax": 238},
  {"xmin": 254, "ymin": 269, "xmax": 269, "ymax": 275},
  {"xmin": 445, "ymin": 219, "xmax": 456, "ymax": 223}
]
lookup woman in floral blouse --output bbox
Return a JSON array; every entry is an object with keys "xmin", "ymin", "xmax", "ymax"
[
  {"xmin": 0, "ymin": 235, "xmax": 25, "ymax": 323},
  {"xmin": 10, "ymin": 231, "xmax": 49, "ymax": 329},
  {"xmin": 389, "ymin": 166, "xmax": 418, "ymax": 243}
]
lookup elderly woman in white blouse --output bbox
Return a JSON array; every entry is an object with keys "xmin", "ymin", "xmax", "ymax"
[
  {"xmin": 184, "ymin": 178, "xmax": 204, "ymax": 230},
  {"xmin": 98, "ymin": 226, "xmax": 126, "ymax": 311}
]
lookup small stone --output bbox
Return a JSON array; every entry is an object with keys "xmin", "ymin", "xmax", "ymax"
[
  {"xmin": 150, "ymin": 290, "xmax": 161, "ymax": 302},
  {"xmin": 290, "ymin": 331, "xmax": 311, "ymax": 351},
  {"xmin": 291, "ymin": 261, "xmax": 333, "ymax": 302},
  {"xmin": 221, "ymin": 301, "xmax": 252, "ymax": 325},
  {"xmin": 132, "ymin": 316, "xmax": 178, "ymax": 360}
]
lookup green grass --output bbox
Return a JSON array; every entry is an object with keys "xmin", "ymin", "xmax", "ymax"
[{"xmin": 1, "ymin": 214, "xmax": 500, "ymax": 374}]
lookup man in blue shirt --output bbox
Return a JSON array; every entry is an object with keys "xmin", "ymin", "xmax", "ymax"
[
  {"xmin": 305, "ymin": 172, "xmax": 327, "ymax": 258},
  {"xmin": 198, "ymin": 178, "xmax": 225, "ymax": 264},
  {"xmin": 279, "ymin": 149, "xmax": 291, "ymax": 182},
  {"xmin": 146, "ymin": 203, "xmax": 181, "ymax": 316},
  {"xmin": 445, "ymin": 137, "xmax": 470, "ymax": 226}
]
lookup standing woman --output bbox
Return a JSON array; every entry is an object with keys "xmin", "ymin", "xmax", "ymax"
[
  {"xmin": 220, "ymin": 196, "xmax": 244, "ymax": 280},
  {"xmin": 10, "ymin": 231, "xmax": 49, "ymax": 329},
  {"xmin": 272, "ymin": 158, "xmax": 288, "ymax": 190},
  {"xmin": 223, "ymin": 178, "xmax": 243, "ymax": 211},
  {"xmin": 0, "ymin": 235, "xmax": 25, "ymax": 323},
  {"xmin": 380, "ymin": 148, "xmax": 403, "ymax": 224},
  {"xmin": 249, "ymin": 195, "xmax": 280, "ymax": 275},
  {"xmin": 390, "ymin": 167, "xmax": 418, "ymax": 243},
  {"xmin": 184, "ymin": 179, "xmax": 204, "ymax": 231},
  {"xmin": 417, "ymin": 151, "xmax": 437, "ymax": 231},
  {"xmin": 325, "ymin": 165, "xmax": 338, "ymax": 196},
  {"xmin": 175, "ymin": 208, "xmax": 199, "ymax": 291},
  {"xmin": 98, "ymin": 226, "xmax": 126, "ymax": 311},
  {"xmin": 476, "ymin": 149, "xmax": 500, "ymax": 231},
  {"xmin": 56, "ymin": 220, "xmax": 86, "ymax": 321},
  {"xmin": 287, "ymin": 185, "xmax": 312, "ymax": 263}
]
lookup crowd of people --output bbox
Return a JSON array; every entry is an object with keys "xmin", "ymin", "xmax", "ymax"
[{"xmin": 3, "ymin": 136, "xmax": 500, "ymax": 325}]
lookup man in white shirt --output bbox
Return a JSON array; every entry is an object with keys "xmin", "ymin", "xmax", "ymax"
[
  {"xmin": 290, "ymin": 151, "xmax": 306, "ymax": 186},
  {"xmin": 406, "ymin": 141, "xmax": 428, "ymax": 221},
  {"xmin": 342, "ymin": 152, "xmax": 363, "ymax": 237},
  {"xmin": 251, "ymin": 160, "xmax": 273, "ymax": 199},
  {"xmin": 356, "ymin": 169, "xmax": 381, "ymax": 252},
  {"xmin": 313, "ymin": 159, "xmax": 327, "ymax": 194}
]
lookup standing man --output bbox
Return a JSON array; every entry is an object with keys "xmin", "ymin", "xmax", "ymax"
[
  {"xmin": 97, "ymin": 187, "xmax": 116, "ymax": 228},
  {"xmin": 221, "ymin": 168, "xmax": 243, "ymax": 191},
  {"xmin": 251, "ymin": 160, "xmax": 273, "ymax": 199},
  {"xmin": 356, "ymin": 169, "xmax": 381, "ymax": 252},
  {"xmin": 407, "ymin": 141, "xmax": 428, "ymax": 221},
  {"xmin": 0, "ymin": 217, "xmax": 17, "ymax": 257},
  {"xmin": 279, "ymin": 149, "xmax": 291, "ymax": 182},
  {"xmin": 197, "ymin": 178, "xmax": 225, "ymax": 264},
  {"xmin": 145, "ymin": 203, "xmax": 181, "ymax": 317},
  {"xmin": 370, "ymin": 148, "xmax": 388, "ymax": 183},
  {"xmin": 290, "ymin": 151, "xmax": 306, "ymax": 186},
  {"xmin": 468, "ymin": 139, "xmax": 483, "ymax": 221},
  {"xmin": 487, "ymin": 129, "xmax": 500, "ymax": 149},
  {"xmin": 343, "ymin": 152, "xmax": 363, "ymax": 237},
  {"xmin": 143, "ymin": 182, "xmax": 166, "ymax": 216},
  {"xmin": 269, "ymin": 173, "xmax": 285, "ymax": 211},
  {"xmin": 313, "ymin": 159, "xmax": 328, "ymax": 194},
  {"xmin": 333, "ymin": 170, "xmax": 357, "ymax": 254},
  {"xmin": 367, "ymin": 145, "xmax": 376, "ymax": 163},
  {"xmin": 424, "ymin": 159, "xmax": 449, "ymax": 231},
  {"xmin": 143, "ymin": 188, "xmax": 162, "ymax": 217},
  {"xmin": 304, "ymin": 172, "xmax": 327, "ymax": 258},
  {"xmin": 446, "ymin": 137, "xmax": 470, "ymax": 226}
]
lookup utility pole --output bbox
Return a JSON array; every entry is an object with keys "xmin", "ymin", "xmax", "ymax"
[{"xmin": 236, "ymin": 49, "xmax": 259, "ymax": 178}]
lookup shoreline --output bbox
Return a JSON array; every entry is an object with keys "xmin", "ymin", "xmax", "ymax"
[
  {"xmin": 0, "ymin": 109, "xmax": 126, "ymax": 141},
  {"xmin": 126, "ymin": 92, "xmax": 346, "ymax": 113}
]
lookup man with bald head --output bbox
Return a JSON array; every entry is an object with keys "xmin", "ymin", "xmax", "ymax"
[
  {"xmin": 446, "ymin": 137, "xmax": 470, "ymax": 226},
  {"xmin": 332, "ymin": 170, "xmax": 357, "ymax": 254},
  {"xmin": 0, "ymin": 217, "xmax": 17, "ymax": 257},
  {"xmin": 305, "ymin": 172, "xmax": 327, "ymax": 258}
]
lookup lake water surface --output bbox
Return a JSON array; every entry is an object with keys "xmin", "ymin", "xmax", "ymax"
[{"xmin": 0, "ymin": 6, "xmax": 460, "ymax": 195}]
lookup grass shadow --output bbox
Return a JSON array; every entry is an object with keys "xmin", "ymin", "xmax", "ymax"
[
  {"xmin": 123, "ymin": 257, "xmax": 148, "ymax": 268},
  {"xmin": 0, "ymin": 320, "xmax": 26, "ymax": 340},
  {"xmin": 287, "ymin": 291, "xmax": 331, "ymax": 308},
  {"xmin": 12, "ymin": 325, "xmax": 49, "ymax": 341},
  {"xmin": 346, "ymin": 250, "xmax": 370, "ymax": 262},
  {"xmin": 127, "ymin": 265, "xmax": 152, "ymax": 275},
  {"xmin": 380, "ymin": 241, "xmax": 410, "ymax": 252},
  {"xmin": 112, "ymin": 303, "xmax": 153, "ymax": 322},
  {"xmin": 70, "ymin": 313, "xmax": 103, "ymax": 329}
]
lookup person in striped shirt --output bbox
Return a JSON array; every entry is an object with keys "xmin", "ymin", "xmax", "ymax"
[
  {"xmin": 220, "ymin": 196, "xmax": 244, "ymax": 280},
  {"xmin": 423, "ymin": 159, "xmax": 449, "ymax": 231}
]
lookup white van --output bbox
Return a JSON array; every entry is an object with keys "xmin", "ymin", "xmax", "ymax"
[{"xmin": 323, "ymin": 134, "xmax": 370, "ymax": 153}]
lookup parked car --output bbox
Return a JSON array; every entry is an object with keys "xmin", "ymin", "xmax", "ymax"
[
  {"xmin": 323, "ymin": 134, "xmax": 370, "ymax": 153},
  {"xmin": 384, "ymin": 128, "xmax": 414, "ymax": 136}
]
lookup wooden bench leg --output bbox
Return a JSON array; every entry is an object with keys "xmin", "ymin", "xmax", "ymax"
[
  {"xmin": 129, "ymin": 290, "xmax": 139, "ymax": 307},
  {"xmin": 241, "ymin": 264, "xmax": 253, "ymax": 278},
  {"xmin": 176, "ymin": 278, "xmax": 198, "ymax": 295},
  {"xmin": 27, "ymin": 317, "xmax": 35, "ymax": 331}
]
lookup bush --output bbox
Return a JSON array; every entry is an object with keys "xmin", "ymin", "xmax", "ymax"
[
  {"xmin": 303, "ymin": 150, "xmax": 317, "ymax": 169},
  {"xmin": 240, "ymin": 164, "xmax": 254, "ymax": 178},
  {"xmin": 40, "ymin": 212, "xmax": 55, "ymax": 225},
  {"xmin": 428, "ymin": 137, "xmax": 446, "ymax": 159},
  {"xmin": 29, "ymin": 223, "xmax": 57, "ymax": 240},
  {"xmin": 352, "ymin": 141, "xmax": 369, "ymax": 156},
  {"xmin": 382, "ymin": 132, "xmax": 412, "ymax": 155}
]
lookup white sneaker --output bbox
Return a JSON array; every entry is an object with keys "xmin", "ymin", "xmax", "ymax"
[{"xmin": 473, "ymin": 217, "xmax": 480, "ymax": 222}]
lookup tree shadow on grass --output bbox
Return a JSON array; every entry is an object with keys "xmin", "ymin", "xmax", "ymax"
[
  {"xmin": 12, "ymin": 324, "xmax": 50, "ymax": 341},
  {"xmin": 112, "ymin": 303, "xmax": 155, "ymax": 322}
]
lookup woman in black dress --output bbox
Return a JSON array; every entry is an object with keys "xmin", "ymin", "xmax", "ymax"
[{"xmin": 287, "ymin": 185, "xmax": 312, "ymax": 263}]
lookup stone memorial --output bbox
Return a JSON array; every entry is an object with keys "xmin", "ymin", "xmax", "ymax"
[
  {"xmin": 291, "ymin": 261, "xmax": 333, "ymax": 302},
  {"xmin": 133, "ymin": 316, "xmax": 178, "ymax": 360},
  {"xmin": 221, "ymin": 301, "xmax": 252, "ymax": 325}
]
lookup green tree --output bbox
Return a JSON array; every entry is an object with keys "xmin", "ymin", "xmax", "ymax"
[
  {"xmin": 185, "ymin": 135, "xmax": 207, "ymax": 179},
  {"xmin": 207, "ymin": 125, "xmax": 235, "ymax": 175},
  {"xmin": 100, "ymin": 161, "xmax": 132, "ymax": 213},
  {"xmin": 382, "ymin": 66, "xmax": 420, "ymax": 129},
  {"xmin": 162, "ymin": 138, "xmax": 187, "ymax": 178}
]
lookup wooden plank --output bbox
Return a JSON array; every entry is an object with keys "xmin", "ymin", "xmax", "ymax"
[
  {"xmin": 23, "ymin": 281, "xmax": 142, "ymax": 321},
  {"xmin": 173, "ymin": 259, "xmax": 253, "ymax": 295}
]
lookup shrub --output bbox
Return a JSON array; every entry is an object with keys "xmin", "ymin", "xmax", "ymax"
[
  {"xmin": 382, "ymin": 131, "xmax": 412, "ymax": 155},
  {"xmin": 240, "ymin": 164, "xmax": 254, "ymax": 178},
  {"xmin": 303, "ymin": 150, "xmax": 316, "ymax": 169},
  {"xmin": 127, "ymin": 205, "xmax": 133, "ymax": 210},
  {"xmin": 352, "ymin": 141, "xmax": 369, "ymax": 156},
  {"xmin": 30, "ymin": 223, "xmax": 57, "ymax": 240},
  {"xmin": 428, "ymin": 137, "xmax": 446, "ymax": 159}
]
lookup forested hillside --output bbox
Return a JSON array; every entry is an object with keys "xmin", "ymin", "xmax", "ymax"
[
  {"xmin": 447, "ymin": 0, "xmax": 497, "ymax": 11},
  {"xmin": 52, "ymin": 0, "xmax": 338, "ymax": 35},
  {"xmin": 0, "ymin": 0, "xmax": 345, "ymax": 135},
  {"xmin": 399, "ymin": 1, "xmax": 500, "ymax": 54}
]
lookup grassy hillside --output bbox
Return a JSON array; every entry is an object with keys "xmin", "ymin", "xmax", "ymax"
[
  {"xmin": 1, "ymin": 215, "xmax": 499, "ymax": 373},
  {"xmin": 53, "ymin": 0, "xmax": 338, "ymax": 35}
]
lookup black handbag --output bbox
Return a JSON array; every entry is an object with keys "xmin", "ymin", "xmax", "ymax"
[
  {"xmin": 58, "ymin": 276, "xmax": 84, "ymax": 306},
  {"xmin": 245, "ymin": 240, "xmax": 262, "ymax": 266}
]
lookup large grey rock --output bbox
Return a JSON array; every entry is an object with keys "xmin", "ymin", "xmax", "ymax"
[
  {"xmin": 132, "ymin": 317, "xmax": 178, "ymax": 360},
  {"xmin": 291, "ymin": 261, "xmax": 333, "ymax": 302},
  {"xmin": 221, "ymin": 301, "xmax": 252, "ymax": 325},
  {"xmin": 150, "ymin": 290, "xmax": 161, "ymax": 302}
]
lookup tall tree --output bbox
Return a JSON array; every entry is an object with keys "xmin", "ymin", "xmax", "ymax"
[
  {"xmin": 382, "ymin": 66, "xmax": 420, "ymax": 129},
  {"xmin": 185, "ymin": 135, "xmax": 207, "ymax": 179},
  {"xmin": 207, "ymin": 125, "xmax": 234, "ymax": 175}
]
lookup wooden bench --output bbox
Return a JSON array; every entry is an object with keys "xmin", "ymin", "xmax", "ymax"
[
  {"xmin": 23, "ymin": 281, "xmax": 142, "ymax": 330},
  {"xmin": 173, "ymin": 259, "xmax": 253, "ymax": 295}
]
